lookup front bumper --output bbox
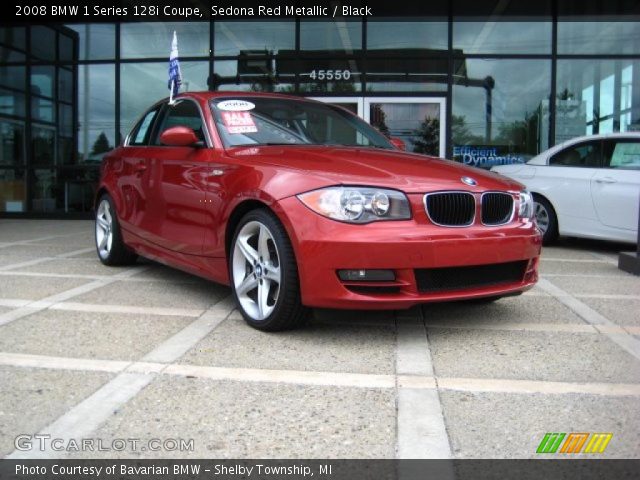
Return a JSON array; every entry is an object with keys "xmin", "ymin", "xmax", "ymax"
[{"xmin": 275, "ymin": 195, "xmax": 542, "ymax": 310}]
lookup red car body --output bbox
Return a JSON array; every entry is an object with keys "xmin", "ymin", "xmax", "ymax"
[{"xmin": 98, "ymin": 92, "xmax": 540, "ymax": 314}]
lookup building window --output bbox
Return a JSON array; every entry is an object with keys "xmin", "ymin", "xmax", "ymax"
[
  {"xmin": 453, "ymin": 20, "xmax": 551, "ymax": 54},
  {"xmin": 452, "ymin": 59, "xmax": 551, "ymax": 168},
  {"xmin": 213, "ymin": 21, "xmax": 295, "ymax": 56},
  {"xmin": 78, "ymin": 64, "xmax": 115, "ymax": 163},
  {"xmin": 121, "ymin": 22, "xmax": 210, "ymax": 59},
  {"xmin": 120, "ymin": 61, "xmax": 208, "ymax": 137},
  {"xmin": 367, "ymin": 19, "xmax": 448, "ymax": 51},
  {"xmin": 555, "ymin": 60, "xmax": 640, "ymax": 144},
  {"xmin": 558, "ymin": 21, "xmax": 640, "ymax": 55},
  {"xmin": 68, "ymin": 24, "xmax": 115, "ymax": 61},
  {"xmin": 300, "ymin": 21, "xmax": 362, "ymax": 53}
]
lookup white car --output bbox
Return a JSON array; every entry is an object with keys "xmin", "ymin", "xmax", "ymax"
[{"xmin": 491, "ymin": 133, "xmax": 640, "ymax": 244}]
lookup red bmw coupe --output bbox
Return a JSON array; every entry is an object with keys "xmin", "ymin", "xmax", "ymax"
[{"xmin": 95, "ymin": 92, "xmax": 541, "ymax": 330}]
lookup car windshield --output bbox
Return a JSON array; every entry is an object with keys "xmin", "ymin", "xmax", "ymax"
[{"xmin": 210, "ymin": 97, "xmax": 393, "ymax": 149}]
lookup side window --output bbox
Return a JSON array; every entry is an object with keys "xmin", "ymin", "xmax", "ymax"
[
  {"xmin": 603, "ymin": 140, "xmax": 640, "ymax": 170},
  {"xmin": 153, "ymin": 100, "xmax": 205, "ymax": 145},
  {"xmin": 129, "ymin": 107, "xmax": 160, "ymax": 146},
  {"xmin": 549, "ymin": 141, "xmax": 602, "ymax": 168}
]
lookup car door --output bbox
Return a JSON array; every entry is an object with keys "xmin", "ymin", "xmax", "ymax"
[
  {"xmin": 117, "ymin": 105, "xmax": 162, "ymax": 238},
  {"xmin": 142, "ymin": 99, "xmax": 212, "ymax": 255},
  {"xmin": 536, "ymin": 140, "xmax": 602, "ymax": 226},
  {"xmin": 591, "ymin": 138, "xmax": 640, "ymax": 232}
]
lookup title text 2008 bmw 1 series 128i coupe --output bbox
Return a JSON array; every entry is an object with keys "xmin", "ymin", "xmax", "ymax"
[{"xmin": 95, "ymin": 92, "xmax": 541, "ymax": 331}]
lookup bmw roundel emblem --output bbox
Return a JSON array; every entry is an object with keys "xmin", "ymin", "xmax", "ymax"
[{"xmin": 461, "ymin": 176, "xmax": 478, "ymax": 186}]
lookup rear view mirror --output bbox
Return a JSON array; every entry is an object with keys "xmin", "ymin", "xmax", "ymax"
[
  {"xmin": 160, "ymin": 126, "xmax": 202, "ymax": 147},
  {"xmin": 389, "ymin": 137, "xmax": 406, "ymax": 151}
]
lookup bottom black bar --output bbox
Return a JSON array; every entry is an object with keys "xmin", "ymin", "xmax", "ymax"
[{"xmin": 1, "ymin": 460, "xmax": 639, "ymax": 480}]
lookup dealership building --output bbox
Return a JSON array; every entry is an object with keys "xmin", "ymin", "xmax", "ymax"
[{"xmin": 0, "ymin": 2, "xmax": 638, "ymax": 217}]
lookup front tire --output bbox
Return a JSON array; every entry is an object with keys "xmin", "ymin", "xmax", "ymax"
[
  {"xmin": 533, "ymin": 195, "xmax": 559, "ymax": 245},
  {"xmin": 230, "ymin": 209, "xmax": 308, "ymax": 331},
  {"xmin": 95, "ymin": 194, "xmax": 137, "ymax": 266}
]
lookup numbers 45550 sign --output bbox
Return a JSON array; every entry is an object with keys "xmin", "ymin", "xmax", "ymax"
[{"xmin": 309, "ymin": 70, "xmax": 353, "ymax": 81}]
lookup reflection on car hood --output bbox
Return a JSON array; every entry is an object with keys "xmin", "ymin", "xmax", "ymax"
[{"xmin": 226, "ymin": 145, "xmax": 524, "ymax": 194}]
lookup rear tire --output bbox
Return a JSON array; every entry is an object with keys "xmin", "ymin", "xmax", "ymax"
[
  {"xmin": 230, "ymin": 209, "xmax": 308, "ymax": 331},
  {"xmin": 533, "ymin": 195, "xmax": 559, "ymax": 245},
  {"xmin": 95, "ymin": 194, "xmax": 137, "ymax": 266}
]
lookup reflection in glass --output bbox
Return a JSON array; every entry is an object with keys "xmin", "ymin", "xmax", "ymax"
[
  {"xmin": 59, "ymin": 34, "xmax": 74, "ymax": 62},
  {"xmin": 212, "ymin": 59, "xmax": 294, "ymax": 93},
  {"xmin": 31, "ymin": 26, "xmax": 56, "ymax": 61},
  {"xmin": 214, "ymin": 21, "xmax": 295, "ymax": 56},
  {"xmin": 31, "ymin": 168, "xmax": 57, "ymax": 212},
  {"xmin": 0, "ymin": 89, "xmax": 26, "ymax": 117},
  {"xmin": 555, "ymin": 60, "xmax": 640, "ymax": 145},
  {"xmin": 453, "ymin": 21, "xmax": 551, "ymax": 54},
  {"xmin": 453, "ymin": 59, "xmax": 551, "ymax": 168},
  {"xmin": 58, "ymin": 68, "xmax": 73, "ymax": 103},
  {"xmin": 0, "ymin": 168, "xmax": 26, "ymax": 212},
  {"xmin": 32, "ymin": 126, "xmax": 56, "ymax": 165},
  {"xmin": 121, "ymin": 22, "xmax": 209, "ymax": 59},
  {"xmin": 0, "ymin": 66, "xmax": 25, "ymax": 91},
  {"xmin": 120, "ymin": 61, "xmax": 208, "ymax": 136},
  {"xmin": 31, "ymin": 66, "xmax": 55, "ymax": 98},
  {"xmin": 0, "ymin": 47, "xmax": 26, "ymax": 62},
  {"xmin": 68, "ymin": 24, "xmax": 115, "ymax": 60},
  {"xmin": 366, "ymin": 57, "xmax": 448, "ymax": 92},
  {"xmin": 31, "ymin": 98, "xmax": 54, "ymax": 123},
  {"xmin": 79, "ymin": 64, "xmax": 115, "ymax": 163},
  {"xmin": 369, "ymin": 102, "xmax": 441, "ymax": 155},
  {"xmin": 0, "ymin": 121, "xmax": 25, "ymax": 166},
  {"xmin": 0, "ymin": 27, "xmax": 26, "ymax": 50},
  {"xmin": 367, "ymin": 20, "xmax": 448, "ymax": 51},
  {"xmin": 300, "ymin": 21, "xmax": 362, "ymax": 53},
  {"xmin": 558, "ymin": 22, "xmax": 640, "ymax": 55}
]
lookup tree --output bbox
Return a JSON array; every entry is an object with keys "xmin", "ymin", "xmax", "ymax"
[
  {"xmin": 451, "ymin": 115, "xmax": 483, "ymax": 146},
  {"xmin": 91, "ymin": 132, "xmax": 111, "ymax": 156},
  {"xmin": 411, "ymin": 117, "xmax": 439, "ymax": 155}
]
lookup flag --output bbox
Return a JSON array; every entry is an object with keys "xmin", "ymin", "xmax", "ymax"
[{"xmin": 168, "ymin": 31, "xmax": 182, "ymax": 103}]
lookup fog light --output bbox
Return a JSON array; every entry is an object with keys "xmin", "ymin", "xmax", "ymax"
[{"xmin": 338, "ymin": 269, "xmax": 395, "ymax": 281}]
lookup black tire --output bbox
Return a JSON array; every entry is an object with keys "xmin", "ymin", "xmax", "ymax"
[
  {"xmin": 533, "ymin": 195, "xmax": 559, "ymax": 245},
  {"xmin": 95, "ymin": 194, "xmax": 138, "ymax": 266},
  {"xmin": 229, "ymin": 209, "xmax": 308, "ymax": 331}
]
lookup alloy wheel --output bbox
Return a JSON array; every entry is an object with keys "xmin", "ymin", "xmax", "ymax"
[
  {"xmin": 534, "ymin": 202, "xmax": 549, "ymax": 235},
  {"xmin": 232, "ymin": 221, "xmax": 282, "ymax": 321},
  {"xmin": 95, "ymin": 199, "xmax": 113, "ymax": 260}
]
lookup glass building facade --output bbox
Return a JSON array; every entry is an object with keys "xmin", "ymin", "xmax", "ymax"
[{"xmin": 1, "ymin": 4, "xmax": 639, "ymax": 217}]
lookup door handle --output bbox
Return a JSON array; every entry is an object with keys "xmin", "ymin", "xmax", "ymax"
[
  {"xmin": 133, "ymin": 162, "xmax": 147, "ymax": 174},
  {"xmin": 595, "ymin": 177, "xmax": 616, "ymax": 184}
]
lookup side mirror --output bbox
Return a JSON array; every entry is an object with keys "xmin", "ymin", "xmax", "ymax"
[
  {"xmin": 160, "ymin": 126, "xmax": 202, "ymax": 147},
  {"xmin": 389, "ymin": 137, "xmax": 406, "ymax": 151}
]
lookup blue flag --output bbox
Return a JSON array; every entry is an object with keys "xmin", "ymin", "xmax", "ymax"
[{"xmin": 168, "ymin": 31, "xmax": 182, "ymax": 102}]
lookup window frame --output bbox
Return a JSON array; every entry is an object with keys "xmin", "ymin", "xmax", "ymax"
[{"xmin": 151, "ymin": 98, "xmax": 212, "ymax": 148}]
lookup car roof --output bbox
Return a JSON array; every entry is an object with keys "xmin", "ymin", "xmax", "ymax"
[{"xmin": 172, "ymin": 90, "xmax": 321, "ymax": 103}]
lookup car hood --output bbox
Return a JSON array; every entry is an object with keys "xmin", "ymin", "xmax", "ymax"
[{"xmin": 226, "ymin": 146, "xmax": 524, "ymax": 195}]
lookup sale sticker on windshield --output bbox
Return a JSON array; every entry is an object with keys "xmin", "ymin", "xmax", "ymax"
[{"xmin": 221, "ymin": 111, "xmax": 257, "ymax": 134}]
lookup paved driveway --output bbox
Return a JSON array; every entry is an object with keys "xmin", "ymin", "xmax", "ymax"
[{"xmin": 0, "ymin": 219, "xmax": 639, "ymax": 459}]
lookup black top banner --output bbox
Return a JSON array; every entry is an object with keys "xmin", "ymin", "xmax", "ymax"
[
  {"xmin": 2, "ymin": 0, "xmax": 640, "ymax": 24},
  {"xmin": 1, "ymin": 460, "xmax": 640, "ymax": 480}
]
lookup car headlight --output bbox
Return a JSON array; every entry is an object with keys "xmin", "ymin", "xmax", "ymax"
[
  {"xmin": 297, "ymin": 186, "xmax": 411, "ymax": 223},
  {"xmin": 518, "ymin": 190, "xmax": 534, "ymax": 219}
]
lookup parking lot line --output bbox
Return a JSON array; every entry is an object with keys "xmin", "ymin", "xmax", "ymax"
[
  {"xmin": 6, "ymin": 372, "xmax": 155, "ymax": 460},
  {"xmin": 538, "ymin": 278, "xmax": 640, "ymax": 361},
  {"xmin": 0, "ymin": 247, "xmax": 95, "ymax": 272},
  {"xmin": 0, "ymin": 265, "xmax": 148, "ymax": 327},
  {"xmin": 395, "ymin": 311, "xmax": 452, "ymax": 459},
  {"xmin": 437, "ymin": 377, "xmax": 640, "ymax": 397},
  {"xmin": 0, "ymin": 351, "xmax": 130, "ymax": 373},
  {"xmin": 4, "ymin": 295, "xmax": 235, "ymax": 459},
  {"xmin": 0, "ymin": 233, "xmax": 81, "ymax": 249},
  {"xmin": 142, "ymin": 296, "xmax": 234, "ymax": 363},
  {"xmin": 49, "ymin": 301, "xmax": 204, "ymax": 318}
]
